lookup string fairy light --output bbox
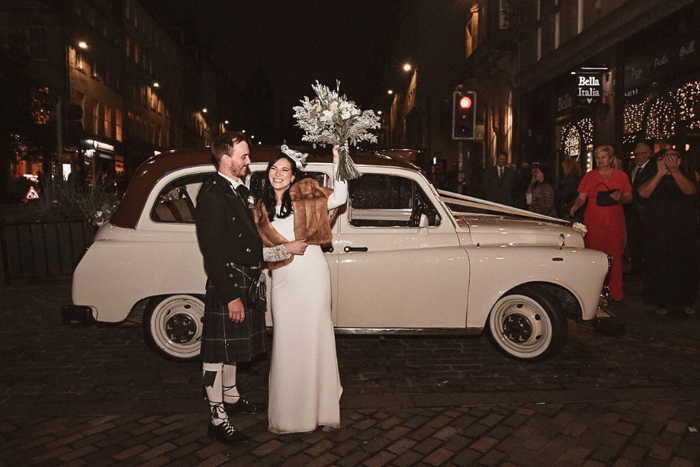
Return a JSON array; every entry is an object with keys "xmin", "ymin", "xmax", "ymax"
[{"xmin": 646, "ymin": 95, "xmax": 676, "ymax": 140}]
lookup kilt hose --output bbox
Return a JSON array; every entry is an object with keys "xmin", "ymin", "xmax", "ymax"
[{"xmin": 200, "ymin": 266, "xmax": 267, "ymax": 364}]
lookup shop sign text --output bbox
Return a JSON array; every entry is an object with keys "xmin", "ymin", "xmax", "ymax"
[
  {"xmin": 558, "ymin": 94, "xmax": 573, "ymax": 112},
  {"xmin": 576, "ymin": 75, "xmax": 601, "ymax": 105}
]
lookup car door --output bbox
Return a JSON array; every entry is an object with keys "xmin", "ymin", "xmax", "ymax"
[{"xmin": 334, "ymin": 167, "xmax": 470, "ymax": 329}]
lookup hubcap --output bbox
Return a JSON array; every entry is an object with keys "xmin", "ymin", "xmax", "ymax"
[
  {"xmin": 502, "ymin": 313, "xmax": 537, "ymax": 343},
  {"xmin": 490, "ymin": 294, "xmax": 552, "ymax": 358},
  {"xmin": 165, "ymin": 312, "xmax": 197, "ymax": 344}
]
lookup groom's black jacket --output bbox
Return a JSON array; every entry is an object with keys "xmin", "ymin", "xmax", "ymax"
[{"xmin": 195, "ymin": 173, "xmax": 263, "ymax": 304}]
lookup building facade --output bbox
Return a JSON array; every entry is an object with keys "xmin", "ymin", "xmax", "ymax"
[
  {"xmin": 0, "ymin": 0, "xmax": 231, "ymax": 191},
  {"xmin": 378, "ymin": 0, "xmax": 519, "ymax": 195},
  {"xmin": 518, "ymin": 0, "xmax": 700, "ymax": 176},
  {"xmin": 379, "ymin": 0, "xmax": 700, "ymax": 196}
]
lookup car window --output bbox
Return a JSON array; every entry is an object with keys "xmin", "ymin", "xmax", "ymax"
[
  {"xmin": 249, "ymin": 171, "xmax": 331, "ymax": 201},
  {"xmin": 348, "ymin": 174, "xmax": 441, "ymax": 227},
  {"xmin": 150, "ymin": 173, "xmax": 210, "ymax": 223}
]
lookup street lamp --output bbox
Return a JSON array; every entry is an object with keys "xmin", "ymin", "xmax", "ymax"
[
  {"xmin": 202, "ymin": 108, "xmax": 207, "ymax": 113},
  {"xmin": 403, "ymin": 63, "xmax": 412, "ymax": 72},
  {"xmin": 78, "ymin": 41, "xmax": 88, "ymax": 49},
  {"xmin": 387, "ymin": 90, "xmax": 394, "ymax": 95}
]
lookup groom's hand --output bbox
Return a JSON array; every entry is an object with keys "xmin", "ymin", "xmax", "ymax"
[{"xmin": 228, "ymin": 299, "xmax": 245, "ymax": 323}]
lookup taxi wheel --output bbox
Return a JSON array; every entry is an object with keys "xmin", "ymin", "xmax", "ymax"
[
  {"xmin": 487, "ymin": 286, "xmax": 567, "ymax": 363},
  {"xmin": 143, "ymin": 295, "xmax": 204, "ymax": 362}
]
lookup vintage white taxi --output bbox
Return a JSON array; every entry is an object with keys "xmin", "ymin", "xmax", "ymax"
[{"xmin": 67, "ymin": 147, "xmax": 609, "ymax": 363}]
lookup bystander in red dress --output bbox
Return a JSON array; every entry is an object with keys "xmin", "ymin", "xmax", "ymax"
[{"xmin": 577, "ymin": 169, "xmax": 632, "ymax": 300}]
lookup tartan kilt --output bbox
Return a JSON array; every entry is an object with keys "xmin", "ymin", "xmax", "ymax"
[{"xmin": 200, "ymin": 268, "xmax": 267, "ymax": 364}]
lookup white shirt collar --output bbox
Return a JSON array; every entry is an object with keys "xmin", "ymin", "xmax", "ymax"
[
  {"xmin": 218, "ymin": 171, "xmax": 241, "ymax": 189},
  {"xmin": 636, "ymin": 160, "xmax": 649, "ymax": 170}
]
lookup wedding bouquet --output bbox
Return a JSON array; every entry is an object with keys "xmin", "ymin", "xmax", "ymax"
[{"xmin": 293, "ymin": 80, "xmax": 381, "ymax": 181}]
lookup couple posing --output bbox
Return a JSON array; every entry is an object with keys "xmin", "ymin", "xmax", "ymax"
[{"xmin": 194, "ymin": 131, "xmax": 347, "ymax": 445}]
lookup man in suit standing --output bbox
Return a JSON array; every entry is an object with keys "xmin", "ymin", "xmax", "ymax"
[
  {"xmin": 195, "ymin": 131, "xmax": 304, "ymax": 445},
  {"xmin": 625, "ymin": 140, "xmax": 656, "ymax": 275},
  {"xmin": 482, "ymin": 151, "xmax": 518, "ymax": 206}
]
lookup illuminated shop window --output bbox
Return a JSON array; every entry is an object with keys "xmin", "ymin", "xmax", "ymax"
[
  {"xmin": 623, "ymin": 99, "xmax": 648, "ymax": 144},
  {"xmin": 646, "ymin": 95, "xmax": 677, "ymax": 140},
  {"xmin": 674, "ymin": 81, "xmax": 700, "ymax": 129},
  {"xmin": 561, "ymin": 118, "xmax": 592, "ymax": 161}
]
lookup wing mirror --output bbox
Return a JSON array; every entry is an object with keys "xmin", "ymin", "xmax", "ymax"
[{"xmin": 418, "ymin": 213, "xmax": 429, "ymax": 236}]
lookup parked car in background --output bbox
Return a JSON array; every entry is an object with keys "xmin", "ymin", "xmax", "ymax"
[{"xmin": 65, "ymin": 146, "xmax": 609, "ymax": 363}]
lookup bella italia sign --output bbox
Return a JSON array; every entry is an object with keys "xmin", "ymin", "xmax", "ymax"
[
  {"xmin": 576, "ymin": 74, "xmax": 602, "ymax": 105},
  {"xmin": 557, "ymin": 72, "xmax": 603, "ymax": 115}
]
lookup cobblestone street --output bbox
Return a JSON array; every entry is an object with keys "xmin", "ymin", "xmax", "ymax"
[{"xmin": 1, "ymin": 277, "xmax": 699, "ymax": 466}]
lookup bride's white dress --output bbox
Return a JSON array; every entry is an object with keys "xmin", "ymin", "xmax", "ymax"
[{"xmin": 267, "ymin": 179, "xmax": 347, "ymax": 434}]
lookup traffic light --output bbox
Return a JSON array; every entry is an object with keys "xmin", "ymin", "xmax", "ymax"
[
  {"xmin": 63, "ymin": 103, "xmax": 83, "ymax": 147},
  {"xmin": 452, "ymin": 90, "xmax": 476, "ymax": 140}
]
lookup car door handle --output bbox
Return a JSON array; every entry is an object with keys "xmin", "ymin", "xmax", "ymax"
[
  {"xmin": 322, "ymin": 245, "xmax": 334, "ymax": 253},
  {"xmin": 344, "ymin": 246, "xmax": 368, "ymax": 253}
]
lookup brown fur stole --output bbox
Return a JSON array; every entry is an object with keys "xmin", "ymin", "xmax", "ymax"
[{"xmin": 254, "ymin": 178, "xmax": 340, "ymax": 270}]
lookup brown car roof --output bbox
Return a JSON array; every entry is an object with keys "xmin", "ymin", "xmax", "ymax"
[{"xmin": 110, "ymin": 145, "xmax": 422, "ymax": 229}]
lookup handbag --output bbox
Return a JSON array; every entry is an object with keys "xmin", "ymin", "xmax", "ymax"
[{"xmin": 595, "ymin": 183, "xmax": 619, "ymax": 207}]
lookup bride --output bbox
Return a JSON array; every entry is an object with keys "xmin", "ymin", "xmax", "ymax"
[{"xmin": 254, "ymin": 143, "xmax": 348, "ymax": 433}]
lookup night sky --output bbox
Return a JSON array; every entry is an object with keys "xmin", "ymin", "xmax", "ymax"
[{"xmin": 146, "ymin": 0, "xmax": 405, "ymax": 110}]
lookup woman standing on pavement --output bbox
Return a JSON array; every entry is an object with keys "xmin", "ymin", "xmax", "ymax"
[
  {"xmin": 570, "ymin": 145, "xmax": 633, "ymax": 301},
  {"xmin": 638, "ymin": 147, "xmax": 699, "ymax": 316},
  {"xmin": 526, "ymin": 163, "xmax": 557, "ymax": 217}
]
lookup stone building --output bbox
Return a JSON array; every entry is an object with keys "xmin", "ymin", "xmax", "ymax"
[
  {"xmin": 0, "ymin": 0, "xmax": 231, "ymax": 189},
  {"xmin": 378, "ymin": 0, "xmax": 700, "ymax": 194},
  {"xmin": 518, "ymin": 0, "xmax": 700, "ymax": 175}
]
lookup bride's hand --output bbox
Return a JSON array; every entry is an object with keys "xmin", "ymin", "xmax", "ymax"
[
  {"xmin": 332, "ymin": 141, "xmax": 350, "ymax": 165},
  {"xmin": 285, "ymin": 239, "xmax": 308, "ymax": 255}
]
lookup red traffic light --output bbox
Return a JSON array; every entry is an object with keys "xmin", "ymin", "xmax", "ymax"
[{"xmin": 452, "ymin": 90, "xmax": 476, "ymax": 140}]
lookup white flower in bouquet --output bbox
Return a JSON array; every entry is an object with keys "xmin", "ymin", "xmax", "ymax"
[{"xmin": 293, "ymin": 80, "xmax": 381, "ymax": 181}]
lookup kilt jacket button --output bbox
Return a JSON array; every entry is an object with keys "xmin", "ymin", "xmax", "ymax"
[
  {"xmin": 232, "ymin": 216, "xmax": 236, "ymax": 221},
  {"xmin": 246, "ymin": 248, "xmax": 251, "ymax": 252},
  {"xmin": 234, "ymin": 283, "xmax": 238, "ymax": 287},
  {"xmin": 229, "ymin": 274, "xmax": 233, "ymax": 278},
  {"xmin": 238, "ymin": 233, "xmax": 242, "ymax": 237}
]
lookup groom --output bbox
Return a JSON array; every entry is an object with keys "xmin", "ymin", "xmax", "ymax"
[{"xmin": 195, "ymin": 131, "xmax": 267, "ymax": 446}]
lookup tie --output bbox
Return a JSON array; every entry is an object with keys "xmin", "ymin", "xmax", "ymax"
[
  {"xmin": 498, "ymin": 167, "xmax": 503, "ymax": 178},
  {"xmin": 235, "ymin": 184, "xmax": 251, "ymax": 206},
  {"xmin": 631, "ymin": 166, "xmax": 639, "ymax": 184}
]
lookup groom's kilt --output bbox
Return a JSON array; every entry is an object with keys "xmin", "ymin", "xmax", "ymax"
[{"xmin": 200, "ymin": 270, "xmax": 267, "ymax": 364}]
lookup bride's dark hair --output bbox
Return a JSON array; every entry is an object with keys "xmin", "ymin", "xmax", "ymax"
[{"xmin": 261, "ymin": 153, "xmax": 300, "ymax": 222}]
